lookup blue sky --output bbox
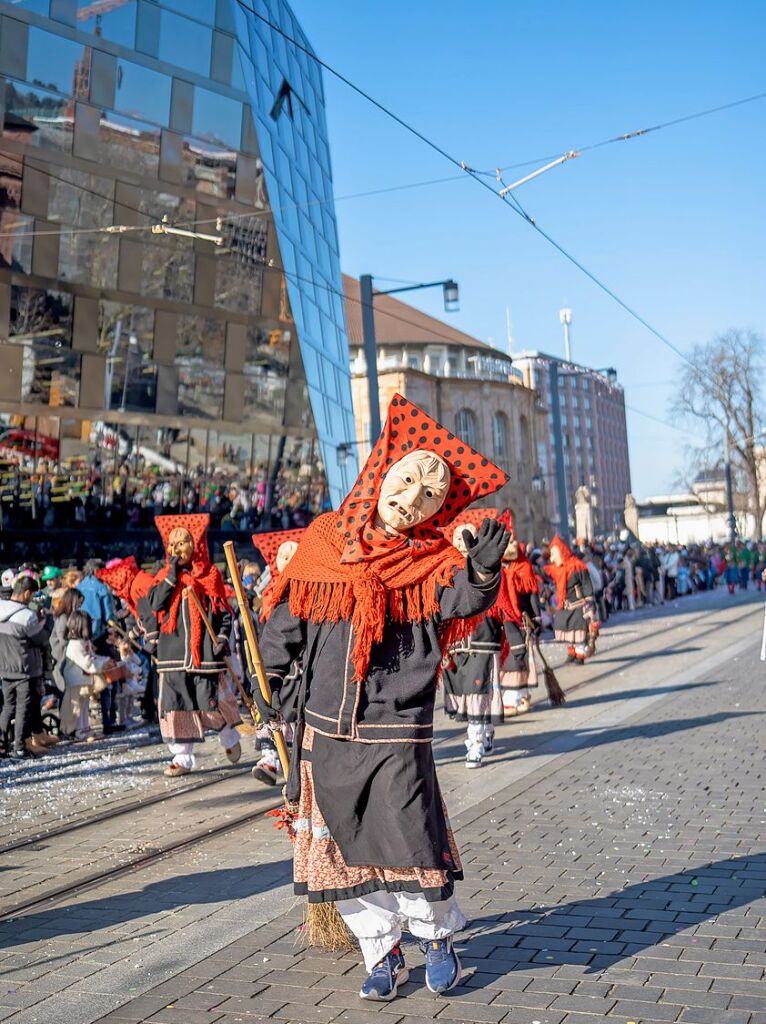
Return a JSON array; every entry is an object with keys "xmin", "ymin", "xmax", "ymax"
[{"xmin": 291, "ymin": 0, "xmax": 766, "ymax": 497}]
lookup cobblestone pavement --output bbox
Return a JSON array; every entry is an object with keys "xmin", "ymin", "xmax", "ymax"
[{"xmin": 1, "ymin": 590, "xmax": 764, "ymax": 1024}]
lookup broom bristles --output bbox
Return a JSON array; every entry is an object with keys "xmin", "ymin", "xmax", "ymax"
[
  {"xmin": 306, "ymin": 901, "xmax": 356, "ymax": 952},
  {"xmin": 544, "ymin": 666, "xmax": 567, "ymax": 706}
]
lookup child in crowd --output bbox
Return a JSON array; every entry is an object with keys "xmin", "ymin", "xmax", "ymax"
[
  {"xmin": 61, "ymin": 610, "xmax": 118, "ymax": 740},
  {"xmin": 116, "ymin": 638, "xmax": 145, "ymax": 729}
]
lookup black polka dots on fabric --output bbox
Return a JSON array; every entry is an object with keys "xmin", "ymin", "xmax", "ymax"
[{"xmin": 335, "ymin": 392, "xmax": 509, "ymax": 565}]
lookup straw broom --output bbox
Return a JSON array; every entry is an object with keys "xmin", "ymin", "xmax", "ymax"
[
  {"xmin": 221, "ymin": 541, "xmax": 353, "ymax": 952},
  {"xmin": 523, "ymin": 612, "xmax": 566, "ymax": 706}
]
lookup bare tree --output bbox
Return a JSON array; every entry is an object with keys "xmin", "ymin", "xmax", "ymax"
[{"xmin": 671, "ymin": 329, "xmax": 765, "ymax": 540}]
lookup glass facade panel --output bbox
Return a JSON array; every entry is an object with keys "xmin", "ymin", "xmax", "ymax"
[
  {"xmin": 114, "ymin": 58, "xmax": 172, "ymax": 126},
  {"xmin": 26, "ymin": 28, "xmax": 91, "ymax": 99},
  {"xmin": 158, "ymin": 9, "xmax": 212, "ymax": 76},
  {"xmin": 76, "ymin": 0, "xmax": 137, "ymax": 47},
  {"xmin": 192, "ymin": 87, "xmax": 242, "ymax": 150},
  {"xmin": 10, "ymin": 285, "xmax": 73, "ymax": 347},
  {"xmin": 160, "ymin": 0, "xmax": 216, "ymax": 25},
  {"xmin": 182, "ymin": 135, "xmax": 236, "ymax": 198},
  {"xmin": 4, "ymin": 78, "xmax": 73, "ymax": 153},
  {"xmin": 22, "ymin": 344, "xmax": 80, "ymax": 405},
  {"xmin": 99, "ymin": 111, "xmax": 161, "ymax": 176}
]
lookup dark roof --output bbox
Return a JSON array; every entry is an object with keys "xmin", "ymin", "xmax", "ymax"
[{"xmin": 342, "ymin": 273, "xmax": 493, "ymax": 351}]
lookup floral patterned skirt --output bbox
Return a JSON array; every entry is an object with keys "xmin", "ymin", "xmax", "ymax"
[{"xmin": 293, "ymin": 727, "xmax": 463, "ymax": 904}]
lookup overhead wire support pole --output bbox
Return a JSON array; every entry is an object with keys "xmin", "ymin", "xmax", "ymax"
[{"xmin": 498, "ymin": 152, "xmax": 578, "ymax": 196}]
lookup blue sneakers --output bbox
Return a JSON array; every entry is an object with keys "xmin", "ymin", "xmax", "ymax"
[
  {"xmin": 420, "ymin": 937, "xmax": 462, "ymax": 995},
  {"xmin": 359, "ymin": 946, "xmax": 408, "ymax": 1001}
]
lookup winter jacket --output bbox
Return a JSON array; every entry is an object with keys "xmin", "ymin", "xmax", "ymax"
[
  {"xmin": 76, "ymin": 576, "xmax": 116, "ymax": 641},
  {"xmin": 62, "ymin": 638, "xmax": 111, "ymax": 689},
  {"xmin": 50, "ymin": 614, "xmax": 70, "ymax": 692},
  {"xmin": 0, "ymin": 599, "xmax": 51, "ymax": 680}
]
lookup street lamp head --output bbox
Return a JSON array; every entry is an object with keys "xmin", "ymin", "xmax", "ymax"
[
  {"xmin": 559, "ymin": 308, "xmax": 572, "ymax": 325},
  {"xmin": 442, "ymin": 280, "xmax": 459, "ymax": 313}
]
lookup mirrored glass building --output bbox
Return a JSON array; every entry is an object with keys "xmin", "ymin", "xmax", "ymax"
[{"xmin": 0, "ymin": 0, "xmax": 357, "ymax": 540}]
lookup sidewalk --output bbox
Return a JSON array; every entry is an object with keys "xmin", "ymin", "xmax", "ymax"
[
  {"xmin": 2, "ymin": 593, "xmax": 761, "ymax": 1024},
  {"xmin": 84, "ymin": 593, "xmax": 766, "ymax": 1024}
]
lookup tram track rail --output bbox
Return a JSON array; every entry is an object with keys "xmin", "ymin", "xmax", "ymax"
[
  {"xmin": 0, "ymin": 762, "xmax": 254, "ymax": 856},
  {"xmin": 0, "ymin": 792, "xmax": 284, "ymax": 922},
  {"xmin": 1, "ymin": 596, "xmax": 755, "ymax": 922}
]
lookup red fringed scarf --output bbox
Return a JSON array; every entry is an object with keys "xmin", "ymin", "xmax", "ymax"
[
  {"xmin": 97, "ymin": 557, "xmax": 155, "ymax": 618},
  {"xmin": 154, "ymin": 514, "xmax": 230, "ymax": 667},
  {"xmin": 270, "ymin": 394, "xmax": 509, "ymax": 682},
  {"xmin": 543, "ymin": 534, "xmax": 588, "ymax": 608}
]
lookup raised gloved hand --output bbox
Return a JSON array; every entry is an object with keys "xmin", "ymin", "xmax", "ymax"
[
  {"xmin": 463, "ymin": 518, "xmax": 511, "ymax": 577},
  {"xmin": 249, "ymin": 675, "xmax": 280, "ymax": 723},
  {"xmin": 212, "ymin": 637, "xmax": 229, "ymax": 659},
  {"xmin": 166, "ymin": 556, "xmax": 180, "ymax": 585}
]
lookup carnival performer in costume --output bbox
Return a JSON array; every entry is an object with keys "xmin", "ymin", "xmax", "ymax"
[
  {"xmin": 441, "ymin": 514, "xmax": 504, "ymax": 770},
  {"xmin": 258, "ymin": 395, "xmax": 510, "ymax": 1002},
  {"xmin": 249, "ymin": 529, "xmax": 305, "ymax": 784},
  {"xmin": 495, "ymin": 512, "xmax": 542, "ymax": 713},
  {"xmin": 147, "ymin": 514, "xmax": 242, "ymax": 776},
  {"xmin": 544, "ymin": 534, "xmax": 597, "ymax": 663}
]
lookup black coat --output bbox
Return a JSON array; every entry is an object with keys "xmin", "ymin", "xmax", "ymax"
[{"xmin": 261, "ymin": 561, "xmax": 500, "ymax": 870}]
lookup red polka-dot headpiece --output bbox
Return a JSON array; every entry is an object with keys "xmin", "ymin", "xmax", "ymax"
[
  {"xmin": 252, "ymin": 529, "xmax": 306, "ymax": 575},
  {"xmin": 155, "ymin": 513, "xmax": 211, "ymax": 567},
  {"xmin": 336, "ymin": 394, "xmax": 509, "ymax": 564}
]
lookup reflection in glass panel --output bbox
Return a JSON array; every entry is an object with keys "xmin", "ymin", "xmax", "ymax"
[
  {"xmin": 214, "ymin": 217, "xmax": 269, "ymax": 314},
  {"xmin": 59, "ymin": 231, "xmax": 119, "ymax": 290},
  {"xmin": 4, "ymin": 79, "xmax": 73, "ymax": 153},
  {"xmin": 159, "ymin": 9, "xmax": 212, "ymax": 75},
  {"xmin": 10, "ymin": 286, "xmax": 73, "ymax": 347},
  {"xmin": 141, "ymin": 240, "xmax": 194, "ymax": 303},
  {"xmin": 192, "ymin": 87, "xmax": 242, "ymax": 150},
  {"xmin": 160, "ymin": 0, "xmax": 216, "ymax": 24},
  {"xmin": 11, "ymin": 1, "xmax": 49, "ymax": 13},
  {"xmin": 76, "ymin": 0, "xmax": 137, "ymax": 47},
  {"xmin": 27, "ymin": 28, "xmax": 91, "ymax": 99},
  {"xmin": 243, "ymin": 325, "xmax": 289, "ymax": 421},
  {"xmin": 182, "ymin": 137, "xmax": 235, "ymax": 199},
  {"xmin": 176, "ymin": 317, "xmax": 225, "ymax": 419},
  {"xmin": 99, "ymin": 112, "xmax": 161, "ymax": 177},
  {"xmin": 0, "ymin": 210, "xmax": 34, "ymax": 275},
  {"xmin": 114, "ymin": 59, "xmax": 172, "ymax": 126},
  {"xmin": 21, "ymin": 344, "xmax": 80, "ymax": 406},
  {"xmin": 98, "ymin": 303, "xmax": 156, "ymax": 413}
]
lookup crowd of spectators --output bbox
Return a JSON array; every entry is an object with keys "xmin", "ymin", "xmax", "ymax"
[{"xmin": 0, "ymin": 534, "xmax": 763, "ymax": 762}]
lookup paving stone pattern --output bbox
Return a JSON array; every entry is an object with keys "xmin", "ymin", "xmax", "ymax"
[{"xmin": 87, "ymin": 613, "xmax": 766, "ymax": 1024}]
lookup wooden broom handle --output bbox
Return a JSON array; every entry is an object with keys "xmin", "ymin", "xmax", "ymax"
[
  {"xmin": 222, "ymin": 541, "xmax": 290, "ymax": 778},
  {"xmin": 183, "ymin": 587, "xmax": 259, "ymax": 728}
]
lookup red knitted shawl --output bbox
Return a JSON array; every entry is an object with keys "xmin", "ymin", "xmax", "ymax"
[{"xmin": 154, "ymin": 514, "xmax": 229, "ymax": 667}]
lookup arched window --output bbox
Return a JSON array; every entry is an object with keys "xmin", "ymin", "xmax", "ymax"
[
  {"xmin": 492, "ymin": 412, "xmax": 509, "ymax": 469},
  {"xmin": 455, "ymin": 408, "xmax": 478, "ymax": 449}
]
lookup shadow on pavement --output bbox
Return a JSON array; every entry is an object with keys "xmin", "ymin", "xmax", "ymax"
[
  {"xmin": 0, "ymin": 862, "xmax": 292, "ymax": 951},
  {"xmin": 436, "ymin": 709, "xmax": 762, "ymax": 766},
  {"xmin": 457, "ymin": 851, "xmax": 766, "ymax": 987}
]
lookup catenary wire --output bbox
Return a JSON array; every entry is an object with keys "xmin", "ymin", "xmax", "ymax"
[{"xmin": 231, "ymin": 0, "xmax": 706, "ymax": 373}]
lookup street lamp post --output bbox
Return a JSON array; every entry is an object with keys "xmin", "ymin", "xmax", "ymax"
[
  {"xmin": 359, "ymin": 275, "xmax": 460, "ymax": 440},
  {"xmin": 548, "ymin": 361, "xmax": 570, "ymax": 542},
  {"xmin": 559, "ymin": 308, "xmax": 573, "ymax": 362}
]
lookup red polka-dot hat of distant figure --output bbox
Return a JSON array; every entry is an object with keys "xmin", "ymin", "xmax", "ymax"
[
  {"xmin": 252, "ymin": 529, "xmax": 306, "ymax": 576},
  {"xmin": 337, "ymin": 394, "xmax": 509, "ymax": 564}
]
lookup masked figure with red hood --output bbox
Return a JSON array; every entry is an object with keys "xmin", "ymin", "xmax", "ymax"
[
  {"xmin": 441, "ymin": 510, "xmax": 504, "ymax": 770},
  {"xmin": 146, "ymin": 514, "xmax": 241, "ymax": 776},
  {"xmin": 259, "ymin": 396, "xmax": 510, "ymax": 1002},
  {"xmin": 495, "ymin": 511, "xmax": 542, "ymax": 714},
  {"xmin": 248, "ymin": 529, "xmax": 305, "ymax": 785},
  {"xmin": 544, "ymin": 535, "xmax": 597, "ymax": 663}
]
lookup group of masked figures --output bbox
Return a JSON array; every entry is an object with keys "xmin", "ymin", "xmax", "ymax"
[{"xmin": 104, "ymin": 394, "xmax": 598, "ymax": 1003}]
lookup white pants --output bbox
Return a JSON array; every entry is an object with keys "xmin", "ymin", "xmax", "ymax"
[
  {"xmin": 465, "ymin": 722, "xmax": 493, "ymax": 756},
  {"xmin": 168, "ymin": 724, "xmax": 240, "ymax": 769},
  {"xmin": 336, "ymin": 890, "xmax": 466, "ymax": 971}
]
